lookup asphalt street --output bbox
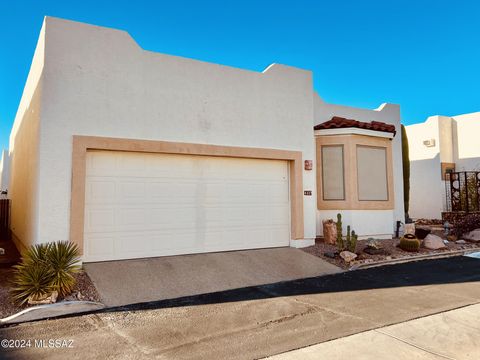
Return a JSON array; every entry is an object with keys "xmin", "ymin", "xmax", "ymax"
[{"xmin": 1, "ymin": 256, "xmax": 480, "ymax": 360}]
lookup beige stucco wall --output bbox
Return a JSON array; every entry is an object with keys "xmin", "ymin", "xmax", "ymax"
[
  {"xmin": 8, "ymin": 16, "xmax": 405, "ymax": 247},
  {"xmin": 452, "ymin": 112, "xmax": 480, "ymax": 171},
  {"xmin": 33, "ymin": 17, "xmax": 317, "ymax": 246},
  {"xmin": 7, "ymin": 21, "xmax": 45, "ymax": 249},
  {"xmin": 405, "ymin": 116, "xmax": 444, "ymax": 219},
  {"xmin": 314, "ymin": 94, "xmax": 404, "ymax": 238},
  {"xmin": 407, "ymin": 112, "xmax": 480, "ymax": 219}
]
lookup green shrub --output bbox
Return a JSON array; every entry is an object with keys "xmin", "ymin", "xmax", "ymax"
[{"xmin": 10, "ymin": 241, "xmax": 80, "ymax": 304}]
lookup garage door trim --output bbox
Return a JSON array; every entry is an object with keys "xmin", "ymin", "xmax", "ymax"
[{"xmin": 70, "ymin": 135, "xmax": 304, "ymax": 255}]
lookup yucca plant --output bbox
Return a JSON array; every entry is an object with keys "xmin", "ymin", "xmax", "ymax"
[
  {"xmin": 21, "ymin": 242, "xmax": 51, "ymax": 264},
  {"xmin": 10, "ymin": 261, "xmax": 55, "ymax": 305},
  {"xmin": 10, "ymin": 241, "xmax": 81, "ymax": 304},
  {"xmin": 47, "ymin": 241, "xmax": 81, "ymax": 297}
]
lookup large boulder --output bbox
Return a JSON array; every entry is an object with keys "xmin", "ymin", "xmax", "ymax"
[
  {"xmin": 423, "ymin": 234, "xmax": 447, "ymax": 250},
  {"xmin": 463, "ymin": 229, "xmax": 480, "ymax": 243}
]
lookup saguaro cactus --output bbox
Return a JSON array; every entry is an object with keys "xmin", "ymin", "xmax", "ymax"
[
  {"xmin": 336, "ymin": 213, "xmax": 343, "ymax": 251},
  {"xmin": 350, "ymin": 231, "xmax": 358, "ymax": 252},
  {"xmin": 346, "ymin": 225, "xmax": 351, "ymax": 247}
]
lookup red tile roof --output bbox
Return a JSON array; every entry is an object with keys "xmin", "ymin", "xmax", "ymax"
[{"xmin": 314, "ymin": 116, "xmax": 396, "ymax": 136}]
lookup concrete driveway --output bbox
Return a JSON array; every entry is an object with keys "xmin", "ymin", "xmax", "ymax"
[{"xmin": 83, "ymin": 247, "xmax": 341, "ymax": 306}]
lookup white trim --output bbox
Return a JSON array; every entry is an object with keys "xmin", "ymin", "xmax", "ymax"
[
  {"xmin": 314, "ymin": 128, "xmax": 394, "ymax": 139},
  {"xmin": 290, "ymin": 238, "xmax": 315, "ymax": 248}
]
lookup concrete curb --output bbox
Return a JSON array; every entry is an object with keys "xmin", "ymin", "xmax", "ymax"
[
  {"xmin": 350, "ymin": 249, "xmax": 479, "ymax": 270},
  {"xmin": 0, "ymin": 301, "xmax": 105, "ymax": 325}
]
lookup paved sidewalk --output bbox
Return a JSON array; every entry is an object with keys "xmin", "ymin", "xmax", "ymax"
[{"xmin": 268, "ymin": 303, "xmax": 480, "ymax": 360}]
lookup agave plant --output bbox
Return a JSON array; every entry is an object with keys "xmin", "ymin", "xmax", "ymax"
[
  {"xmin": 47, "ymin": 241, "xmax": 81, "ymax": 297},
  {"xmin": 20, "ymin": 242, "xmax": 51, "ymax": 264},
  {"xmin": 10, "ymin": 261, "xmax": 55, "ymax": 305},
  {"xmin": 10, "ymin": 241, "xmax": 81, "ymax": 304}
]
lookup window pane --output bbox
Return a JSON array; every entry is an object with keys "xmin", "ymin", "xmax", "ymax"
[
  {"xmin": 357, "ymin": 146, "xmax": 388, "ymax": 201},
  {"xmin": 322, "ymin": 145, "xmax": 345, "ymax": 200}
]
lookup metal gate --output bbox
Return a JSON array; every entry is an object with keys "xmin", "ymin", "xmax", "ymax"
[{"xmin": 445, "ymin": 171, "xmax": 480, "ymax": 212}]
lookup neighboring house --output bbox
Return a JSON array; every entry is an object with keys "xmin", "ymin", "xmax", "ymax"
[
  {"xmin": 0, "ymin": 149, "xmax": 9, "ymax": 195},
  {"xmin": 2, "ymin": 17, "xmax": 404, "ymax": 262},
  {"xmin": 406, "ymin": 112, "xmax": 480, "ymax": 220}
]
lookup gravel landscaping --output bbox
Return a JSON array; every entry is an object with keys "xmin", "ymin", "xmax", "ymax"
[
  {"xmin": 303, "ymin": 237, "xmax": 480, "ymax": 270},
  {"xmin": 0, "ymin": 269, "xmax": 101, "ymax": 319}
]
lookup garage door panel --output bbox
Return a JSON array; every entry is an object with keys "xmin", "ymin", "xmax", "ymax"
[
  {"xmin": 85, "ymin": 209, "xmax": 115, "ymax": 232},
  {"xmin": 118, "ymin": 181, "xmax": 146, "ymax": 200},
  {"xmin": 83, "ymin": 151, "xmax": 291, "ymax": 262},
  {"xmin": 88, "ymin": 152, "xmax": 118, "ymax": 175},
  {"xmin": 87, "ymin": 180, "xmax": 116, "ymax": 203},
  {"xmin": 85, "ymin": 234, "xmax": 116, "ymax": 259},
  {"xmin": 118, "ymin": 208, "xmax": 147, "ymax": 229}
]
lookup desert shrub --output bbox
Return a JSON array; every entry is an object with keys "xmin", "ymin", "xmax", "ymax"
[
  {"xmin": 454, "ymin": 213, "xmax": 480, "ymax": 237},
  {"xmin": 10, "ymin": 241, "xmax": 80, "ymax": 304}
]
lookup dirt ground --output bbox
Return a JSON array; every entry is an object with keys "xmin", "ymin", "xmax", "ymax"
[
  {"xmin": 302, "ymin": 237, "xmax": 480, "ymax": 269},
  {"xmin": 0, "ymin": 268, "xmax": 101, "ymax": 319}
]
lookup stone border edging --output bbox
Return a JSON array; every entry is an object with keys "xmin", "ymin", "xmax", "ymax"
[
  {"xmin": 0, "ymin": 301, "xmax": 105, "ymax": 325},
  {"xmin": 350, "ymin": 249, "xmax": 479, "ymax": 270}
]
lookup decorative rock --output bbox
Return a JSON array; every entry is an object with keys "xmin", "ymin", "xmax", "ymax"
[
  {"xmin": 340, "ymin": 251, "xmax": 357, "ymax": 263},
  {"xmin": 404, "ymin": 223, "xmax": 415, "ymax": 235},
  {"xmin": 324, "ymin": 251, "xmax": 338, "ymax": 259},
  {"xmin": 423, "ymin": 234, "xmax": 447, "ymax": 250},
  {"xmin": 366, "ymin": 238, "xmax": 382, "ymax": 250},
  {"xmin": 463, "ymin": 229, "xmax": 480, "ymax": 242},
  {"xmin": 456, "ymin": 240, "xmax": 467, "ymax": 244},
  {"xmin": 322, "ymin": 219, "xmax": 337, "ymax": 245},
  {"xmin": 28, "ymin": 291, "xmax": 58, "ymax": 305}
]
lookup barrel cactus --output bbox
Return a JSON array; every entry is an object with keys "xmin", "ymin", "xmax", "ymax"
[{"xmin": 399, "ymin": 234, "xmax": 420, "ymax": 252}]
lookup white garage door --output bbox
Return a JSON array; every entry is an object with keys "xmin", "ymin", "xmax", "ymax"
[{"xmin": 83, "ymin": 151, "xmax": 291, "ymax": 262}]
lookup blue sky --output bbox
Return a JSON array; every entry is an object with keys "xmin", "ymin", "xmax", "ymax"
[{"xmin": 1, "ymin": 0, "xmax": 479, "ymax": 150}]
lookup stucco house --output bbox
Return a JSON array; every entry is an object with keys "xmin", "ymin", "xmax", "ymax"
[
  {"xmin": 406, "ymin": 112, "xmax": 480, "ymax": 220},
  {"xmin": 2, "ymin": 17, "xmax": 404, "ymax": 262}
]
